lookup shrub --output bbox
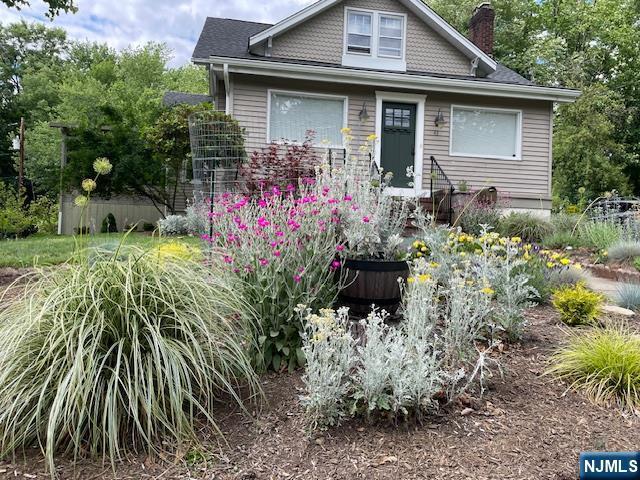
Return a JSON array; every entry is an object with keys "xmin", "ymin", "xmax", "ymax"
[
  {"xmin": 552, "ymin": 283, "xmax": 604, "ymax": 326},
  {"xmin": 457, "ymin": 198, "xmax": 501, "ymax": 236},
  {"xmin": 100, "ymin": 212, "xmax": 118, "ymax": 233},
  {"xmin": 498, "ymin": 212, "xmax": 552, "ymax": 243},
  {"xmin": 607, "ymin": 240, "xmax": 640, "ymax": 263},
  {"xmin": 547, "ymin": 324, "xmax": 640, "ymax": 411},
  {"xmin": 0, "ymin": 183, "xmax": 57, "ymax": 238},
  {"xmin": 615, "ymin": 283, "xmax": 640, "ymax": 311},
  {"xmin": 300, "ymin": 266, "xmax": 497, "ymax": 427},
  {"xmin": 550, "ymin": 212, "xmax": 581, "ymax": 234},
  {"xmin": 579, "ymin": 221, "xmax": 622, "ymax": 250},
  {"xmin": 202, "ymin": 185, "xmax": 346, "ymax": 371},
  {"xmin": 542, "ymin": 231, "xmax": 583, "ymax": 249},
  {"xmin": 239, "ymin": 132, "xmax": 321, "ymax": 196},
  {"xmin": 548, "ymin": 265, "xmax": 593, "ymax": 290},
  {"xmin": 634, "ymin": 257, "xmax": 640, "ymax": 272},
  {"xmin": 143, "ymin": 222, "xmax": 156, "ymax": 232},
  {"xmin": 519, "ymin": 256, "xmax": 551, "ymax": 304},
  {"xmin": 158, "ymin": 214, "xmax": 189, "ymax": 236},
  {"xmin": 0, "ymin": 248, "xmax": 259, "ymax": 470}
]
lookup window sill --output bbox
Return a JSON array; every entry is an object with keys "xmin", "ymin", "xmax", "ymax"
[
  {"xmin": 449, "ymin": 151, "xmax": 522, "ymax": 161},
  {"xmin": 342, "ymin": 54, "xmax": 406, "ymax": 72}
]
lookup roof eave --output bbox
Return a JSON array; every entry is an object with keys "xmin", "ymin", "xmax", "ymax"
[{"xmin": 193, "ymin": 56, "xmax": 581, "ymax": 103}]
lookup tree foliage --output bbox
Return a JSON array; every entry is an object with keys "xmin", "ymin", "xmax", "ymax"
[{"xmin": 1, "ymin": 0, "xmax": 76, "ymax": 18}]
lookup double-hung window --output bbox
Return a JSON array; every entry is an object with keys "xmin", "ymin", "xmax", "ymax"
[
  {"xmin": 347, "ymin": 11, "xmax": 372, "ymax": 54},
  {"xmin": 343, "ymin": 8, "xmax": 406, "ymax": 70},
  {"xmin": 268, "ymin": 91, "xmax": 347, "ymax": 148},
  {"xmin": 378, "ymin": 14, "xmax": 403, "ymax": 58},
  {"xmin": 450, "ymin": 106, "xmax": 522, "ymax": 160}
]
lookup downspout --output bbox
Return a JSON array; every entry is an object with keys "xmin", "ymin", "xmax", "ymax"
[
  {"xmin": 223, "ymin": 63, "xmax": 232, "ymax": 115},
  {"xmin": 207, "ymin": 64, "xmax": 217, "ymax": 108}
]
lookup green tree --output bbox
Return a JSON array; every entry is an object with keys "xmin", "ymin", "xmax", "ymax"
[
  {"xmin": 553, "ymin": 85, "xmax": 633, "ymax": 202},
  {"xmin": 1, "ymin": 0, "xmax": 76, "ymax": 18}
]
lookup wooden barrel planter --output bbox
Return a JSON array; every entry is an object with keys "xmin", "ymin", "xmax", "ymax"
[{"xmin": 338, "ymin": 258, "xmax": 410, "ymax": 315}]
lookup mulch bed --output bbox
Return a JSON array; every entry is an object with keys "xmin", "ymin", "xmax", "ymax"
[{"xmin": 1, "ymin": 307, "xmax": 639, "ymax": 479}]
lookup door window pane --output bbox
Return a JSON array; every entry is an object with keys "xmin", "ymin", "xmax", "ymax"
[
  {"xmin": 269, "ymin": 92, "xmax": 345, "ymax": 147},
  {"xmin": 451, "ymin": 107, "xmax": 520, "ymax": 158}
]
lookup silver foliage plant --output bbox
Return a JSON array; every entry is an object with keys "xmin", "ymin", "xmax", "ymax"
[{"xmin": 299, "ymin": 262, "xmax": 499, "ymax": 427}]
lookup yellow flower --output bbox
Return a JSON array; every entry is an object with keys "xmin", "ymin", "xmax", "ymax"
[
  {"xmin": 340, "ymin": 127, "xmax": 352, "ymax": 134},
  {"xmin": 81, "ymin": 178, "xmax": 97, "ymax": 192},
  {"xmin": 511, "ymin": 236, "xmax": 522, "ymax": 243},
  {"xmin": 481, "ymin": 287, "xmax": 495, "ymax": 296},
  {"xmin": 499, "ymin": 238, "xmax": 507, "ymax": 245},
  {"xmin": 547, "ymin": 262, "xmax": 556, "ymax": 269},
  {"xmin": 156, "ymin": 241, "xmax": 198, "ymax": 262},
  {"xmin": 602, "ymin": 250, "xmax": 608, "ymax": 257},
  {"xmin": 560, "ymin": 258, "xmax": 571, "ymax": 266},
  {"xmin": 407, "ymin": 277, "xmax": 415, "ymax": 284},
  {"xmin": 416, "ymin": 252, "xmax": 423, "ymax": 258},
  {"xmin": 93, "ymin": 157, "xmax": 113, "ymax": 175},
  {"xmin": 429, "ymin": 261, "xmax": 440, "ymax": 268},
  {"xmin": 417, "ymin": 274, "xmax": 431, "ymax": 283},
  {"xmin": 459, "ymin": 252, "xmax": 466, "ymax": 257},
  {"xmin": 574, "ymin": 263, "xmax": 582, "ymax": 269},
  {"xmin": 523, "ymin": 252, "xmax": 531, "ymax": 261},
  {"xmin": 367, "ymin": 134, "xmax": 378, "ymax": 141},
  {"xmin": 420, "ymin": 247, "xmax": 428, "ymax": 253}
]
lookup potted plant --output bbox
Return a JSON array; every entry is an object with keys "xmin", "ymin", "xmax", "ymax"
[{"xmin": 325, "ymin": 131, "xmax": 412, "ymax": 314}]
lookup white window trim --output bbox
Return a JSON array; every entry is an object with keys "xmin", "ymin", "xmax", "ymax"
[
  {"xmin": 266, "ymin": 89, "xmax": 349, "ymax": 149},
  {"xmin": 342, "ymin": 8, "xmax": 407, "ymax": 71},
  {"xmin": 449, "ymin": 104, "xmax": 523, "ymax": 161},
  {"xmin": 374, "ymin": 91, "xmax": 426, "ymax": 198}
]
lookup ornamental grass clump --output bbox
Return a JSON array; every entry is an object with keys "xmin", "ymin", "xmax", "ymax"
[
  {"xmin": 615, "ymin": 283, "xmax": 640, "ymax": 312},
  {"xmin": 552, "ymin": 283, "xmax": 604, "ymax": 326},
  {"xmin": 547, "ymin": 324, "xmax": 640, "ymax": 411},
  {"xmin": 607, "ymin": 240, "xmax": 640, "ymax": 263},
  {"xmin": 0, "ymin": 248, "xmax": 259, "ymax": 471}
]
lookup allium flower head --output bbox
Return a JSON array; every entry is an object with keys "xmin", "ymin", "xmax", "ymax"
[
  {"xmin": 81, "ymin": 178, "xmax": 97, "ymax": 192},
  {"xmin": 74, "ymin": 195, "xmax": 88, "ymax": 207},
  {"xmin": 93, "ymin": 157, "xmax": 112, "ymax": 175}
]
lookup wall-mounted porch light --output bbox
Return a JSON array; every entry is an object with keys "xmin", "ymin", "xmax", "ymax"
[
  {"xmin": 358, "ymin": 102, "xmax": 370, "ymax": 123},
  {"xmin": 434, "ymin": 109, "xmax": 446, "ymax": 128}
]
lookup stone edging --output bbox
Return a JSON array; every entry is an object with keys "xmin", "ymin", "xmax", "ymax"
[{"xmin": 585, "ymin": 264, "xmax": 640, "ymax": 283}]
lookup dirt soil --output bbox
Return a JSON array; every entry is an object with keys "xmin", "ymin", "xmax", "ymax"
[{"xmin": 1, "ymin": 307, "xmax": 639, "ymax": 480}]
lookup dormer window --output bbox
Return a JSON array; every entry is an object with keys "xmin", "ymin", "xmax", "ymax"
[
  {"xmin": 347, "ymin": 11, "xmax": 372, "ymax": 54},
  {"xmin": 343, "ymin": 8, "xmax": 407, "ymax": 71}
]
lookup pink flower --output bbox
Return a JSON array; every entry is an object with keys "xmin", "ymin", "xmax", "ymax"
[
  {"xmin": 257, "ymin": 216, "xmax": 270, "ymax": 228},
  {"xmin": 330, "ymin": 260, "xmax": 341, "ymax": 271},
  {"xmin": 344, "ymin": 194, "xmax": 353, "ymax": 201},
  {"xmin": 293, "ymin": 274, "xmax": 302, "ymax": 283},
  {"xmin": 259, "ymin": 258, "xmax": 269, "ymax": 266},
  {"xmin": 336, "ymin": 245, "xmax": 345, "ymax": 252},
  {"xmin": 328, "ymin": 198, "xmax": 338, "ymax": 204},
  {"xmin": 273, "ymin": 250, "xmax": 282, "ymax": 257},
  {"xmin": 286, "ymin": 184, "xmax": 296, "ymax": 192},
  {"xmin": 258, "ymin": 199, "xmax": 267, "ymax": 208},
  {"xmin": 275, "ymin": 230, "xmax": 284, "ymax": 237},
  {"xmin": 223, "ymin": 255, "xmax": 234, "ymax": 264},
  {"xmin": 362, "ymin": 216, "xmax": 370, "ymax": 223},
  {"xmin": 201, "ymin": 234, "xmax": 211, "ymax": 242},
  {"xmin": 351, "ymin": 205, "xmax": 359, "ymax": 211}
]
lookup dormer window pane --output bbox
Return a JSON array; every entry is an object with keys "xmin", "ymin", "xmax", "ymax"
[
  {"xmin": 347, "ymin": 11, "xmax": 372, "ymax": 54},
  {"xmin": 378, "ymin": 15, "xmax": 403, "ymax": 58}
]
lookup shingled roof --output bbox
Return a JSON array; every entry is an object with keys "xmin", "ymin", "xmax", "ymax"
[
  {"xmin": 192, "ymin": 17, "xmax": 535, "ymax": 87},
  {"xmin": 162, "ymin": 91, "xmax": 213, "ymax": 107}
]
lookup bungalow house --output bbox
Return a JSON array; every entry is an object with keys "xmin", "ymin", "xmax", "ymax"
[{"xmin": 191, "ymin": 0, "xmax": 579, "ymax": 217}]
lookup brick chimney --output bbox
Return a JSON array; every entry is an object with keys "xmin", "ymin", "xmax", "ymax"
[{"xmin": 469, "ymin": 2, "xmax": 495, "ymax": 56}]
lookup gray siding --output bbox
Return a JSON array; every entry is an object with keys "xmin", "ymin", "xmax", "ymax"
[
  {"xmin": 231, "ymin": 75, "xmax": 552, "ymax": 200},
  {"xmin": 271, "ymin": 0, "xmax": 471, "ymax": 76}
]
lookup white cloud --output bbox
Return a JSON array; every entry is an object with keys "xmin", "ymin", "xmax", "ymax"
[{"xmin": 0, "ymin": 0, "xmax": 316, "ymax": 66}]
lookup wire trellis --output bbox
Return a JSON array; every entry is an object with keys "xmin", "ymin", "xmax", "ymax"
[{"xmin": 188, "ymin": 112, "xmax": 246, "ymax": 202}]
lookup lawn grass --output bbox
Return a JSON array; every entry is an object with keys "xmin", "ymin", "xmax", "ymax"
[{"xmin": 0, "ymin": 233, "xmax": 202, "ymax": 268}]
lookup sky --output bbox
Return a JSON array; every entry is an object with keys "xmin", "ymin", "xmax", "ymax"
[{"xmin": 0, "ymin": 0, "xmax": 316, "ymax": 66}]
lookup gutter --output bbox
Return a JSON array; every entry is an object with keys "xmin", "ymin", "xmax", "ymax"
[{"xmin": 194, "ymin": 56, "xmax": 580, "ymax": 103}]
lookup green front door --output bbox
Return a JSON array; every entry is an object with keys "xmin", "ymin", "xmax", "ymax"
[{"xmin": 380, "ymin": 102, "xmax": 417, "ymax": 188}]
